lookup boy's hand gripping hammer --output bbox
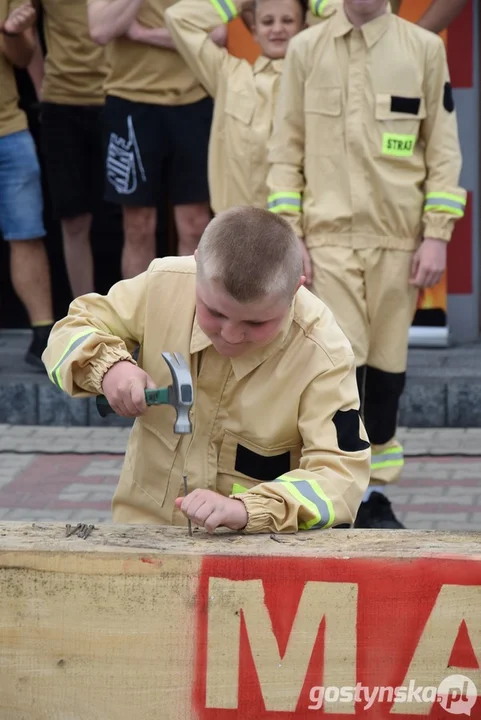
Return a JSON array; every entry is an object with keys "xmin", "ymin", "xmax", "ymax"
[
  {"xmin": 96, "ymin": 352, "xmax": 194, "ymax": 535},
  {"xmin": 96, "ymin": 351, "xmax": 193, "ymax": 434}
]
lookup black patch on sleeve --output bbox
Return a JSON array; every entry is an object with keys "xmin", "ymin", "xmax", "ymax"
[
  {"xmin": 332, "ymin": 410, "xmax": 370, "ymax": 452},
  {"xmin": 443, "ymin": 82, "xmax": 455, "ymax": 113},
  {"xmin": 390, "ymin": 96, "xmax": 421, "ymax": 115},
  {"xmin": 235, "ymin": 444, "xmax": 290, "ymax": 481}
]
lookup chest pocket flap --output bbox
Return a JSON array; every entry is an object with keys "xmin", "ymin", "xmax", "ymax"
[
  {"xmin": 225, "ymin": 88, "xmax": 256, "ymax": 125},
  {"xmin": 375, "ymin": 93, "xmax": 427, "ymax": 120},
  {"xmin": 218, "ymin": 430, "xmax": 301, "ymax": 482},
  {"xmin": 305, "ymin": 87, "xmax": 342, "ymax": 116}
]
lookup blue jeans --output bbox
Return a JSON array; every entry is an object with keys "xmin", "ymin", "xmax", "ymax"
[{"xmin": 0, "ymin": 130, "xmax": 45, "ymax": 241}]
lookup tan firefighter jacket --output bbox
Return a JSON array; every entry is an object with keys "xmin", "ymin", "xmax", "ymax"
[
  {"xmin": 267, "ymin": 8, "xmax": 466, "ymax": 250},
  {"xmin": 42, "ymin": 257, "xmax": 370, "ymax": 533}
]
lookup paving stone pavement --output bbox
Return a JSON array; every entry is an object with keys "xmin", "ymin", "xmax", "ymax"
[{"xmin": 0, "ymin": 426, "xmax": 480, "ymax": 529}]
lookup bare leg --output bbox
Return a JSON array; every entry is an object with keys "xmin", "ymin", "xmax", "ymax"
[
  {"xmin": 9, "ymin": 238, "xmax": 53, "ymax": 323},
  {"xmin": 174, "ymin": 202, "xmax": 212, "ymax": 256},
  {"xmin": 61, "ymin": 214, "xmax": 94, "ymax": 297},
  {"xmin": 121, "ymin": 206, "xmax": 157, "ymax": 278}
]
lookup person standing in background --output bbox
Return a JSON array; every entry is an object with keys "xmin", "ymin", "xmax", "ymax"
[
  {"xmin": 164, "ymin": 0, "xmax": 333, "ymax": 217},
  {"xmin": 28, "ymin": 0, "xmax": 108, "ymax": 298},
  {"xmin": 266, "ymin": 0, "xmax": 466, "ymax": 528},
  {"xmin": 0, "ymin": 0, "xmax": 54, "ymax": 370},
  {"xmin": 87, "ymin": 0, "xmax": 226, "ymax": 279}
]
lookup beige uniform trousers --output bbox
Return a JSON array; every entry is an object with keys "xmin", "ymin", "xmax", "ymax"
[{"xmin": 310, "ymin": 245, "xmax": 419, "ymax": 485}]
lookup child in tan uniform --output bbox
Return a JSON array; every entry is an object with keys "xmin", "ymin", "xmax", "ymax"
[
  {"xmin": 42, "ymin": 207, "xmax": 370, "ymax": 534},
  {"xmin": 164, "ymin": 0, "xmax": 333, "ymax": 223},
  {"xmin": 266, "ymin": 0, "xmax": 466, "ymax": 528}
]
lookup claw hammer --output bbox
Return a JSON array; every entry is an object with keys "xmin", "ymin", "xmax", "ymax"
[
  {"xmin": 96, "ymin": 351, "xmax": 193, "ymax": 434},
  {"xmin": 96, "ymin": 351, "xmax": 194, "ymax": 535}
]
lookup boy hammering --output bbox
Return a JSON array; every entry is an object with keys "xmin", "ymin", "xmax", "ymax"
[
  {"xmin": 42, "ymin": 207, "xmax": 370, "ymax": 534},
  {"xmin": 267, "ymin": 0, "xmax": 466, "ymax": 528}
]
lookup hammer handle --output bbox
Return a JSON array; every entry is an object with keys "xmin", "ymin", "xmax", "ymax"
[{"xmin": 96, "ymin": 387, "xmax": 170, "ymax": 417}]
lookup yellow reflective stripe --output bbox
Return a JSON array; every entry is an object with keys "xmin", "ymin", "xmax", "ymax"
[
  {"xmin": 49, "ymin": 331, "xmax": 93, "ymax": 391},
  {"xmin": 276, "ymin": 475, "xmax": 335, "ymax": 530},
  {"xmin": 372, "ymin": 459, "xmax": 404, "ymax": 470},
  {"xmin": 232, "ymin": 482, "xmax": 248, "ymax": 494},
  {"xmin": 268, "ymin": 191, "xmax": 301, "ymax": 201},
  {"xmin": 423, "ymin": 205, "xmax": 464, "ymax": 217},
  {"xmin": 279, "ymin": 482, "xmax": 321, "ymax": 530},
  {"xmin": 426, "ymin": 192, "xmax": 466, "ymax": 204},
  {"xmin": 269, "ymin": 204, "xmax": 301, "ymax": 213},
  {"xmin": 268, "ymin": 192, "xmax": 302, "ymax": 214},
  {"xmin": 382, "ymin": 133, "xmax": 416, "ymax": 157},
  {"xmin": 311, "ymin": 0, "xmax": 328, "ymax": 15},
  {"xmin": 209, "ymin": 0, "xmax": 237, "ymax": 23},
  {"xmin": 372, "ymin": 446, "xmax": 404, "ymax": 455},
  {"xmin": 424, "ymin": 193, "xmax": 466, "ymax": 217},
  {"xmin": 371, "ymin": 445, "xmax": 404, "ymax": 471}
]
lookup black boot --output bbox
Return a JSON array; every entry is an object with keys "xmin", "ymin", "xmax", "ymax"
[
  {"xmin": 354, "ymin": 491, "xmax": 405, "ymax": 529},
  {"xmin": 25, "ymin": 323, "xmax": 54, "ymax": 371}
]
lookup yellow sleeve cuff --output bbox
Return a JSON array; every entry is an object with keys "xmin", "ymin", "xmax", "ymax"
[{"xmin": 209, "ymin": 0, "xmax": 239, "ymax": 23}]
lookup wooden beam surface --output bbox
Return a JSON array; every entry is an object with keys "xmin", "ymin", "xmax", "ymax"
[
  {"xmin": 1, "ymin": 522, "xmax": 481, "ymax": 557},
  {"xmin": 1, "ymin": 523, "xmax": 480, "ymax": 719}
]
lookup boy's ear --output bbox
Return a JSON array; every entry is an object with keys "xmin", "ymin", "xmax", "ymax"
[
  {"xmin": 297, "ymin": 275, "xmax": 306, "ymax": 291},
  {"xmin": 194, "ymin": 249, "xmax": 198, "ymax": 261}
]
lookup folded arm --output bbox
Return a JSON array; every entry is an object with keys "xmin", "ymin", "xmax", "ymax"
[
  {"xmin": 0, "ymin": 1, "xmax": 37, "ymax": 68},
  {"xmin": 165, "ymin": 0, "xmax": 242, "ymax": 97},
  {"xmin": 87, "ymin": 0, "xmax": 144, "ymax": 46}
]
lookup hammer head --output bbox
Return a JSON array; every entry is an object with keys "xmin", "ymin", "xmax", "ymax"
[{"xmin": 162, "ymin": 352, "xmax": 193, "ymax": 434}]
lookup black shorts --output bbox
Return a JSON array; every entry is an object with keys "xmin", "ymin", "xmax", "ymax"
[
  {"xmin": 40, "ymin": 102, "xmax": 105, "ymax": 220},
  {"xmin": 103, "ymin": 94, "xmax": 212, "ymax": 207}
]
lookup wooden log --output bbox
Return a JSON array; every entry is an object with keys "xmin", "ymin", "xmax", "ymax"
[{"xmin": 1, "ymin": 523, "xmax": 481, "ymax": 719}]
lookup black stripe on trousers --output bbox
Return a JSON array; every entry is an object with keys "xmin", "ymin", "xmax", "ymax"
[
  {"xmin": 358, "ymin": 366, "xmax": 406, "ymax": 446},
  {"xmin": 356, "ymin": 365, "xmax": 367, "ymax": 417}
]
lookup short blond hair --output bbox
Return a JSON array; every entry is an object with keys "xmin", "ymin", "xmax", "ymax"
[{"xmin": 196, "ymin": 206, "xmax": 303, "ymax": 303}]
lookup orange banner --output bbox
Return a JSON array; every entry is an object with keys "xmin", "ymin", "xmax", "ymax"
[{"xmin": 227, "ymin": 17, "xmax": 261, "ymax": 60}]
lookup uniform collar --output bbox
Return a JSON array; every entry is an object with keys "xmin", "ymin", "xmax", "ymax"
[
  {"xmin": 190, "ymin": 302, "xmax": 295, "ymax": 381},
  {"xmin": 253, "ymin": 55, "xmax": 284, "ymax": 75},
  {"xmin": 190, "ymin": 313, "xmax": 212, "ymax": 354},
  {"xmin": 332, "ymin": 5, "xmax": 391, "ymax": 47}
]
